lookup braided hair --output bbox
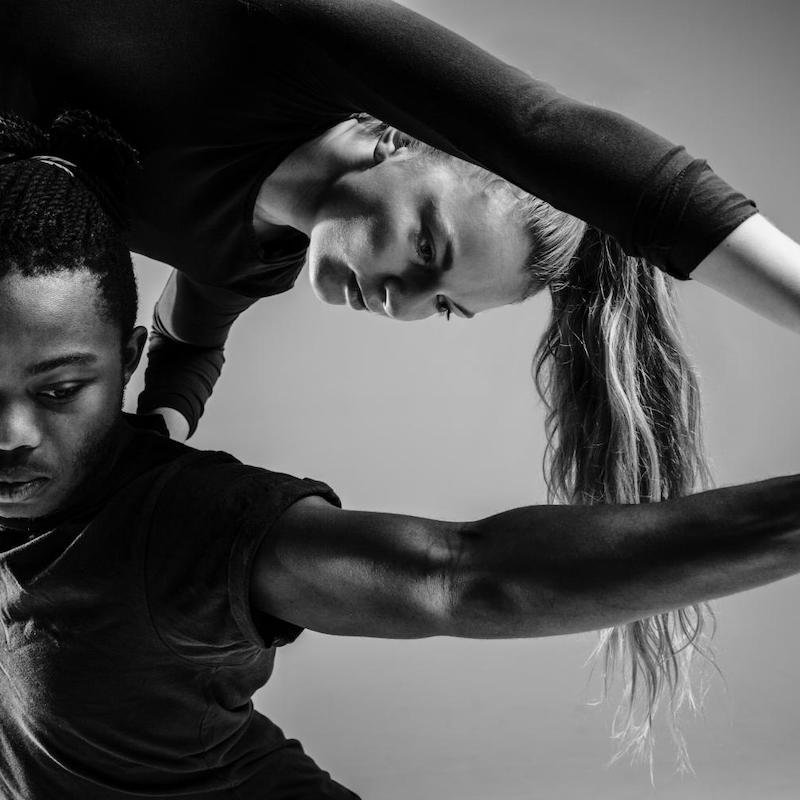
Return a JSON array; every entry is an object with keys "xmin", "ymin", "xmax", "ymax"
[{"xmin": 0, "ymin": 110, "xmax": 140, "ymax": 340}]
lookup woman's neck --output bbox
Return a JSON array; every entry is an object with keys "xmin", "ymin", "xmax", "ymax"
[{"xmin": 252, "ymin": 118, "xmax": 376, "ymax": 237}]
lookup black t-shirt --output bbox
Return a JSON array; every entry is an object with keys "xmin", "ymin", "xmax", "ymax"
[
  {"xmin": 0, "ymin": 0, "xmax": 758, "ymax": 432},
  {"xmin": 0, "ymin": 417, "xmax": 358, "ymax": 799}
]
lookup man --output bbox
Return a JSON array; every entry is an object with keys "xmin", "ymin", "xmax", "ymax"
[{"xmin": 2, "ymin": 145, "xmax": 800, "ymax": 799}]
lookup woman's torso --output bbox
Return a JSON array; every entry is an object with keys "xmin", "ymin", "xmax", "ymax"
[{"xmin": 1, "ymin": 0, "xmax": 354, "ymax": 293}]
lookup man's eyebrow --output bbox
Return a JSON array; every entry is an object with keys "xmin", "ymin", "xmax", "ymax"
[{"xmin": 26, "ymin": 353, "xmax": 99, "ymax": 376}]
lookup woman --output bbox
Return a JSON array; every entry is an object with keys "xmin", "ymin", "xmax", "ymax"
[
  {"xmin": 1, "ymin": 0, "xmax": 798, "ymax": 769},
  {"xmin": 2, "ymin": 0, "xmax": 798, "ymax": 437}
]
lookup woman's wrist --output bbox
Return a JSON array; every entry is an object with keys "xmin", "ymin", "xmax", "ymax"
[{"xmin": 148, "ymin": 406, "xmax": 191, "ymax": 442}]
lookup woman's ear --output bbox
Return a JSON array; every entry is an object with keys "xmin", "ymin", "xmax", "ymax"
[{"xmin": 373, "ymin": 127, "xmax": 408, "ymax": 163}]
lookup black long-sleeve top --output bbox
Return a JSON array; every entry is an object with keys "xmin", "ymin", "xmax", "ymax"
[{"xmin": 0, "ymin": 0, "xmax": 757, "ymax": 434}]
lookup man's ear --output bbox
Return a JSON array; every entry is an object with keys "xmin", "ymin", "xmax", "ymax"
[
  {"xmin": 122, "ymin": 325, "xmax": 148, "ymax": 385},
  {"xmin": 373, "ymin": 127, "xmax": 408, "ymax": 163}
]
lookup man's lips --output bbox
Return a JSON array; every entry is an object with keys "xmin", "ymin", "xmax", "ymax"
[
  {"xmin": 0, "ymin": 477, "xmax": 50, "ymax": 504},
  {"xmin": 0, "ymin": 470, "xmax": 48, "ymax": 483}
]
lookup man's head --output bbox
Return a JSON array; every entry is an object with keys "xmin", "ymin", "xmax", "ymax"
[
  {"xmin": 0, "ymin": 112, "xmax": 144, "ymax": 520},
  {"xmin": 0, "ymin": 269, "xmax": 145, "ymax": 520}
]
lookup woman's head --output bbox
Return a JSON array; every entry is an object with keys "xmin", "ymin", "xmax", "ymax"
[{"xmin": 306, "ymin": 120, "xmax": 587, "ymax": 320}]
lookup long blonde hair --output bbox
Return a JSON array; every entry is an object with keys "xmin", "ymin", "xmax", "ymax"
[
  {"xmin": 530, "ymin": 224, "xmax": 715, "ymax": 771},
  {"xmin": 354, "ymin": 114, "xmax": 715, "ymax": 768}
]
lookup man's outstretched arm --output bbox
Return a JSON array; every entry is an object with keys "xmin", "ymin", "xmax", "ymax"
[{"xmin": 250, "ymin": 474, "xmax": 800, "ymax": 639}]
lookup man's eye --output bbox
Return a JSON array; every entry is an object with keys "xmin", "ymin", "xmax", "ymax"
[
  {"xmin": 435, "ymin": 296, "xmax": 452, "ymax": 321},
  {"xmin": 39, "ymin": 385, "xmax": 83, "ymax": 403},
  {"xmin": 416, "ymin": 230, "xmax": 436, "ymax": 264}
]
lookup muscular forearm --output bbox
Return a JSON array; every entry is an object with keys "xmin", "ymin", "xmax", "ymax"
[{"xmin": 451, "ymin": 474, "xmax": 800, "ymax": 638}]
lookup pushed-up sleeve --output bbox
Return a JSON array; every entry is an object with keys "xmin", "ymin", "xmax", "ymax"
[
  {"xmin": 145, "ymin": 452, "xmax": 341, "ymax": 664},
  {"xmin": 253, "ymin": 0, "xmax": 757, "ymax": 278},
  {"xmin": 137, "ymin": 271, "xmax": 260, "ymax": 437}
]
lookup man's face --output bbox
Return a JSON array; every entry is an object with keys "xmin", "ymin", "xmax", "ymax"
[{"xmin": 0, "ymin": 270, "xmax": 143, "ymax": 520}]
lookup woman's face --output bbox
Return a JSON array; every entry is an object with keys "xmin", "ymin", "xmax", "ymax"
[{"xmin": 306, "ymin": 153, "xmax": 530, "ymax": 321}]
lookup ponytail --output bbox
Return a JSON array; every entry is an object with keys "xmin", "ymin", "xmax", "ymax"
[
  {"xmin": 0, "ymin": 111, "xmax": 139, "ymax": 337},
  {"xmin": 533, "ymin": 227, "xmax": 715, "ymax": 771},
  {"xmin": 348, "ymin": 114, "xmax": 716, "ymax": 769}
]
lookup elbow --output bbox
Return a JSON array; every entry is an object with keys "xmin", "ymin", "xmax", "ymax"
[
  {"xmin": 435, "ymin": 523, "xmax": 547, "ymax": 639},
  {"xmin": 437, "ymin": 521, "xmax": 630, "ymax": 639}
]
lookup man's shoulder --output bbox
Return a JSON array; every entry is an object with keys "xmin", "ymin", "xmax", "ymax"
[
  {"xmin": 119, "ymin": 413, "xmax": 339, "ymax": 512},
  {"xmin": 118, "ymin": 414, "xmax": 243, "ymax": 489}
]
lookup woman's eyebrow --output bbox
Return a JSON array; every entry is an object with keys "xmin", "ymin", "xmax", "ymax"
[
  {"xmin": 26, "ymin": 353, "xmax": 98, "ymax": 376},
  {"xmin": 424, "ymin": 200, "xmax": 454, "ymax": 272},
  {"xmin": 424, "ymin": 201, "xmax": 475, "ymax": 317}
]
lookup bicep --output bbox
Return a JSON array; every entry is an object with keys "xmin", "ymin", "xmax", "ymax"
[
  {"xmin": 250, "ymin": 496, "xmax": 462, "ymax": 638},
  {"xmin": 692, "ymin": 213, "xmax": 800, "ymax": 335}
]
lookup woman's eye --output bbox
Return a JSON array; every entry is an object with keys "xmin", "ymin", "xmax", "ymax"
[
  {"xmin": 39, "ymin": 385, "xmax": 83, "ymax": 403},
  {"xmin": 435, "ymin": 296, "xmax": 452, "ymax": 321},
  {"xmin": 416, "ymin": 230, "xmax": 436, "ymax": 264}
]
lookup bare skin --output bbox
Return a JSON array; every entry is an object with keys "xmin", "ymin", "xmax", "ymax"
[{"xmin": 693, "ymin": 213, "xmax": 800, "ymax": 336}]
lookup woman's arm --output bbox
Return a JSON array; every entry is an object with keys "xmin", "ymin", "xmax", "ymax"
[
  {"xmin": 252, "ymin": 0, "xmax": 756, "ymax": 281},
  {"xmin": 137, "ymin": 271, "xmax": 259, "ymax": 439},
  {"xmin": 251, "ymin": 473, "xmax": 800, "ymax": 639},
  {"xmin": 148, "ymin": 406, "xmax": 191, "ymax": 442},
  {"xmin": 692, "ymin": 214, "xmax": 800, "ymax": 335}
]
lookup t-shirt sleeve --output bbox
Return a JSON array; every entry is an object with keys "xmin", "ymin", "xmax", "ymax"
[
  {"xmin": 254, "ymin": 0, "xmax": 757, "ymax": 279},
  {"xmin": 145, "ymin": 452, "xmax": 341, "ymax": 663}
]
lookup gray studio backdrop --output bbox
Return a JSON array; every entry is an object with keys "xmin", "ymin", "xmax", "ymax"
[{"xmin": 126, "ymin": 1, "xmax": 800, "ymax": 797}]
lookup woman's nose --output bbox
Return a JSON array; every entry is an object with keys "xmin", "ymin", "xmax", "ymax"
[
  {"xmin": 383, "ymin": 276, "xmax": 437, "ymax": 320},
  {"xmin": 382, "ymin": 257, "xmax": 442, "ymax": 320}
]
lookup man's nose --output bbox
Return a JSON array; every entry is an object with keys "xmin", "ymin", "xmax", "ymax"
[{"xmin": 0, "ymin": 402, "xmax": 43, "ymax": 453}]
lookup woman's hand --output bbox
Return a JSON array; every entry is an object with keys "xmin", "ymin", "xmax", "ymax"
[
  {"xmin": 692, "ymin": 213, "xmax": 800, "ymax": 335},
  {"xmin": 149, "ymin": 406, "xmax": 191, "ymax": 442}
]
